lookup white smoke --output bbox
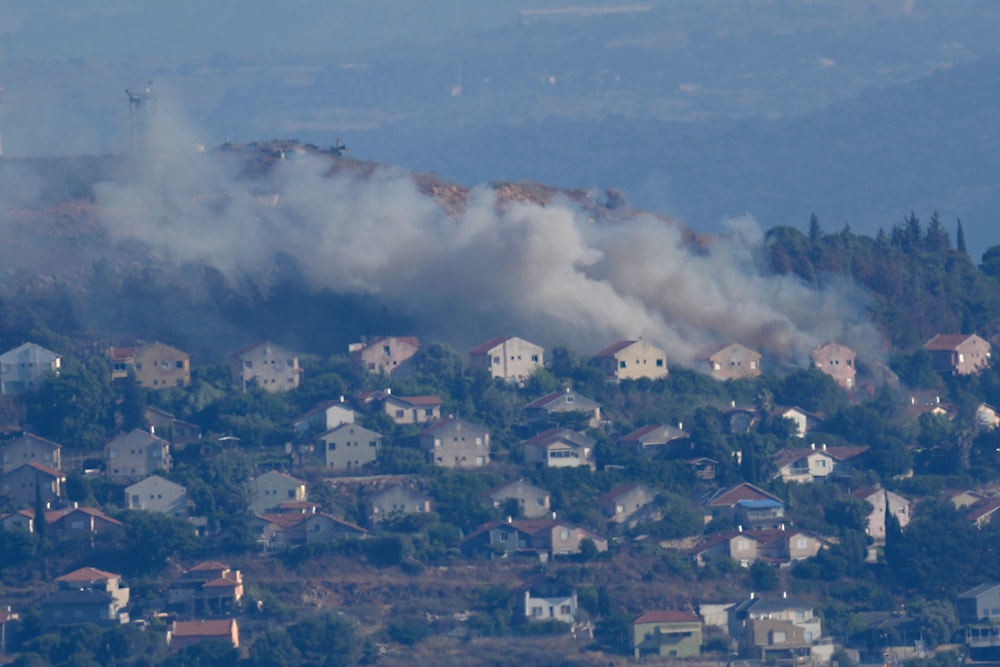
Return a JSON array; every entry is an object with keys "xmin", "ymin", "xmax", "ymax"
[{"xmin": 90, "ymin": 102, "xmax": 885, "ymax": 369}]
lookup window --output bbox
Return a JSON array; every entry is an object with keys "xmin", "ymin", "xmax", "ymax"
[
  {"xmin": 383, "ymin": 345, "xmax": 391, "ymax": 355},
  {"xmin": 713, "ymin": 362, "xmax": 722, "ymax": 370},
  {"xmin": 531, "ymin": 355, "xmax": 539, "ymax": 362},
  {"xmin": 395, "ymin": 410, "xmax": 404, "ymax": 418},
  {"xmin": 531, "ymin": 606, "xmax": 543, "ymax": 617},
  {"xmin": 565, "ymin": 395, "xmax": 574, "ymax": 404},
  {"xmin": 656, "ymin": 359, "xmax": 664, "ymax": 367},
  {"xmin": 619, "ymin": 360, "xmax": 627, "ymax": 368},
  {"xmin": 424, "ymin": 408, "xmax": 434, "ymax": 416},
  {"xmin": 750, "ymin": 361, "xmax": 758, "ymax": 369},
  {"xmin": 561, "ymin": 604, "xmax": 572, "ymax": 615},
  {"xmin": 493, "ymin": 356, "xmax": 500, "ymax": 365},
  {"xmin": 773, "ymin": 631, "xmax": 786, "ymax": 643},
  {"xmin": 499, "ymin": 532, "xmax": 508, "ymax": 542},
  {"xmin": 560, "ymin": 529, "xmax": 569, "ymax": 540},
  {"xmin": 176, "ymin": 361, "xmax": 184, "ymax": 369}
]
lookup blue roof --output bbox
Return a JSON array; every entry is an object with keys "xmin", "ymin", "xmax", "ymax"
[{"xmin": 737, "ymin": 499, "xmax": 784, "ymax": 509}]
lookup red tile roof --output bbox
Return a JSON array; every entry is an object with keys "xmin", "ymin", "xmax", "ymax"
[
  {"xmin": 593, "ymin": 340, "xmax": 637, "ymax": 358},
  {"xmin": 55, "ymin": 567, "xmax": 119, "ymax": 582},
  {"xmin": 469, "ymin": 336, "xmax": 510, "ymax": 355},
  {"xmin": 924, "ymin": 334, "xmax": 978, "ymax": 351},
  {"xmin": 172, "ymin": 619, "xmax": 236, "ymax": 637},
  {"xmin": 633, "ymin": 610, "xmax": 700, "ymax": 624},
  {"xmin": 190, "ymin": 561, "xmax": 230, "ymax": 572},
  {"xmin": 390, "ymin": 395, "xmax": 443, "ymax": 407},
  {"xmin": 22, "ymin": 462, "xmax": 64, "ymax": 478},
  {"xmin": 706, "ymin": 483, "xmax": 781, "ymax": 508}
]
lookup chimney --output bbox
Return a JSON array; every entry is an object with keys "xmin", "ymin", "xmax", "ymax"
[
  {"xmin": 552, "ymin": 511, "xmax": 557, "ymax": 520},
  {"xmin": 810, "ymin": 443, "xmax": 815, "ymax": 450},
  {"xmin": 150, "ymin": 425, "xmax": 156, "ymax": 435},
  {"xmin": 339, "ymin": 395, "xmax": 345, "ymax": 403},
  {"xmin": 750, "ymin": 591, "xmax": 755, "ymax": 600},
  {"xmin": 822, "ymin": 443, "xmax": 827, "ymax": 451},
  {"xmin": 911, "ymin": 396, "xmax": 916, "ymax": 405},
  {"xmin": 779, "ymin": 523, "xmax": 785, "ymax": 531},
  {"xmin": 386, "ymin": 387, "xmax": 391, "ymax": 395},
  {"xmin": 936, "ymin": 396, "xmax": 940, "ymax": 404},
  {"xmin": 731, "ymin": 400, "xmax": 736, "ymax": 408},
  {"xmin": 737, "ymin": 525, "xmax": 743, "ymax": 532},
  {"xmin": 782, "ymin": 591, "xmax": 787, "ymax": 599},
  {"xmin": 677, "ymin": 421, "xmax": 683, "ymax": 431},
  {"xmin": 506, "ymin": 515, "xmax": 512, "ymax": 524}
]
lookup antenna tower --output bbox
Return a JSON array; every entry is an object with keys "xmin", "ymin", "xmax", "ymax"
[{"xmin": 125, "ymin": 81, "xmax": 155, "ymax": 152}]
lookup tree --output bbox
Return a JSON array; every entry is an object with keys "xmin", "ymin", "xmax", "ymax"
[
  {"xmin": 750, "ymin": 561, "xmax": 779, "ymax": 591},
  {"xmin": 956, "ymin": 218, "xmax": 968, "ymax": 255},
  {"xmin": 981, "ymin": 245, "xmax": 1000, "ymax": 278},
  {"xmin": 808, "ymin": 213, "xmax": 823, "ymax": 243}
]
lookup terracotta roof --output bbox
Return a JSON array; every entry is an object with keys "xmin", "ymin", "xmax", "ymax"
[
  {"xmin": 290, "ymin": 399, "xmax": 351, "ymax": 423},
  {"xmin": 190, "ymin": 561, "xmax": 230, "ymax": 572},
  {"xmin": 390, "ymin": 395, "xmax": 443, "ymax": 407},
  {"xmin": 593, "ymin": 340, "xmax": 638, "ymax": 358},
  {"xmin": 469, "ymin": 336, "xmax": 510, "ymax": 355},
  {"xmin": 924, "ymin": 333, "xmax": 978, "ymax": 351},
  {"xmin": 967, "ymin": 498, "xmax": 1000, "ymax": 523},
  {"xmin": 21, "ymin": 462, "xmax": 65, "ymax": 478},
  {"xmin": 172, "ymin": 619, "xmax": 236, "ymax": 637},
  {"xmin": 772, "ymin": 445, "xmax": 869, "ymax": 468},
  {"xmin": 107, "ymin": 346, "xmax": 137, "ymax": 361},
  {"xmin": 7, "ymin": 432, "xmax": 63, "ymax": 450},
  {"xmin": 706, "ymin": 483, "xmax": 781, "ymax": 508},
  {"xmin": 525, "ymin": 390, "xmax": 599, "ymax": 410},
  {"xmin": 598, "ymin": 483, "xmax": 646, "ymax": 503},
  {"xmin": 55, "ymin": 567, "xmax": 119, "ymax": 582},
  {"xmin": 229, "ymin": 341, "xmax": 269, "ymax": 358},
  {"xmin": 634, "ymin": 610, "xmax": 700, "ymax": 624},
  {"xmin": 523, "ymin": 428, "xmax": 593, "ymax": 449},
  {"xmin": 45, "ymin": 506, "xmax": 125, "ymax": 526},
  {"xmin": 203, "ymin": 577, "xmax": 240, "ymax": 588},
  {"xmin": 849, "ymin": 487, "xmax": 882, "ymax": 501},
  {"xmin": 308, "ymin": 512, "xmax": 367, "ymax": 533}
]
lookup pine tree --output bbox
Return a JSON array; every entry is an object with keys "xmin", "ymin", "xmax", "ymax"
[
  {"xmin": 808, "ymin": 213, "xmax": 822, "ymax": 243},
  {"xmin": 956, "ymin": 218, "xmax": 968, "ymax": 254}
]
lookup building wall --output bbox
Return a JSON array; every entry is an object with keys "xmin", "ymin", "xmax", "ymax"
[
  {"xmin": 422, "ymin": 420, "xmax": 490, "ymax": 469},
  {"xmin": 0, "ymin": 344, "xmax": 60, "ymax": 395},
  {"xmin": 708, "ymin": 345, "xmax": 762, "ymax": 381},
  {"xmin": 382, "ymin": 398, "xmax": 441, "ymax": 425},
  {"xmin": 633, "ymin": 621, "xmax": 703, "ymax": 658},
  {"xmin": 105, "ymin": 432, "xmax": 171, "ymax": 482},
  {"xmin": 471, "ymin": 338, "xmax": 544, "ymax": 382},
  {"xmin": 352, "ymin": 337, "xmax": 419, "ymax": 376},
  {"xmin": 525, "ymin": 590, "xmax": 577, "ymax": 623},
  {"xmin": 955, "ymin": 336, "xmax": 992, "ymax": 375},
  {"xmin": 133, "ymin": 343, "xmax": 191, "ymax": 389},
  {"xmin": 321, "ymin": 425, "xmax": 381, "ymax": 471},
  {"xmin": 125, "ymin": 476, "xmax": 187, "ymax": 515},
  {"xmin": 232, "ymin": 343, "xmax": 300, "ymax": 392},
  {"xmin": 811, "ymin": 344, "xmax": 857, "ymax": 390},
  {"xmin": 489, "ymin": 481, "xmax": 551, "ymax": 518},
  {"xmin": 597, "ymin": 341, "xmax": 668, "ymax": 381},
  {"xmin": 0, "ymin": 435, "xmax": 61, "ymax": 475}
]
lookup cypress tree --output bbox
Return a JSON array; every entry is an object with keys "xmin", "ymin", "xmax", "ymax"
[{"xmin": 956, "ymin": 218, "xmax": 967, "ymax": 255}]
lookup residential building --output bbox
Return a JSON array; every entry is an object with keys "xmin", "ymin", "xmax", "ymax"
[
  {"xmin": 736, "ymin": 499, "xmax": 786, "ymax": 530},
  {"xmin": 771, "ymin": 444, "xmax": 869, "ymax": 483},
  {"xmin": 0, "ymin": 509, "xmax": 34, "ymax": 532},
  {"xmin": 523, "ymin": 579, "xmax": 577, "ymax": 624},
  {"xmin": 143, "ymin": 407, "xmax": 201, "ymax": 445},
  {"xmin": 599, "ymin": 483, "xmax": 656, "ymax": 525},
  {"xmin": 617, "ymin": 424, "xmax": 687, "ymax": 458},
  {"xmin": 0, "ymin": 432, "xmax": 62, "ymax": 475},
  {"xmin": 319, "ymin": 423, "xmax": 382, "ymax": 472},
  {"xmin": 741, "ymin": 618, "xmax": 812, "ymax": 663},
  {"xmin": 230, "ymin": 341, "xmax": 301, "ymax": 392},
  {"xmin": 104, "ymin": 429, "xmax": 171, "ymax": 482},
  {"xmin": 592, "ymin": 340, "xmax": 668, "ymax": 381},
  {"xmin": 525, "ymin": 389, "xmax": 602, "ymax": 429},
  {"xmin": 773, "ymin": 406, "xmax": 824, "ymax": 439},
  {"xmin": 959, "ymin": 583, "xmax": 1000, "ymax": 624},
  {"xmin": 0, "ymin": 462, "xmax": 64, "ymax": 506},
  {"xmin": 0, "ymin": 342, "xmax": 61, "ymax": 395},
  {"xmin": 169, "ymin": 619, "xmax": 239, "ymax": 651},
  {"xmin": 811, "ymin": 342, "xmax": 857, "ymax": 391},
  {"xmin": 46, "ymin": 507, "xmax": 125, "ymax": 538},
  {"xmin": 420, "ymin": 416, "xmax": 491, "ymax": 468},
  {"xmin": 924, "ymin": 333, "xmax": 992, "ymax": 375},
  {"xmin": 686, "ymin": 528, "xmax": 826, "ymax": 568},
  {"xmin": 383, "ymin": 393, "xmax": 443, "ymax": 425},
  {"xmin": 368, "ymin": 485, "xmax": 431, "ymax": 524},
  {"xmin": 703, "ymin": 483, "xmax": 783, "ymax": 525},
  {"xmin": 696, "ymin": 342, "xmax": 762, "ymax": 381},
  {"xmin": 124, "ymin": 475, "xmax": 187, "ymax": 516},
  {"xmin": 722, "ymin": 404, "xmax": 760, "ymax": 434},
  {"xmin": 730, "ymin": 595, "xmax": 822, "ymax": 643},
  {"xmin": 850, "ymin": 487, "xmax": 910, "ymax": 543},
  {"xmin": 42, "ymin": 567, "xmax": 130, "ymax": 628},
  {"xmin": 249, "ymin": 471, "xmax": 307, "ymax": 514},
  {"xmin": 290, "ymin": 399, "xmax": 354, "ymax": 436},
  {"xmin": 522, "ymin": 428, "xmax": 595, "ymax": 469},
  {"xmin": 967, "ymin": 498, "xmax": 1000, "ymax": 528},
  {"xmin": 249, "ymin": 511, "xmax": 366, "ymax": 549},
  {"xmin": 107, "ymin": 342, "xmax": 191, "ymax": 389},
  {"xmin": 484, "ymin": 479, "xmax": 551, "ymax": 519},
  {"xmin": 632, "ymin": 610, "xmax": 703, "ymax": 660},
  {"xmin": 168, "ymin": 562, "xmax": 244, "ymax": 615},
  {"xmin": 469, "ymin": 336, "xmax": 544, "ymax": 383},
  {"xmin": 349, "ymin": 336, "xmax": 420, "ymax": 376},
  {"xmin": 459, "ymin": 518, "xmax": 607, "ymax": 559}
]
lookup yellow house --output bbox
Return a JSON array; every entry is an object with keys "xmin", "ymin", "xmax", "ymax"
[
  {"xmin": 108, "ymin": 342, "xmax": 191, "ymax": 389},
  {"xmin": 592, "ymin": 340, "xmax": 668, "ymax": 381}
]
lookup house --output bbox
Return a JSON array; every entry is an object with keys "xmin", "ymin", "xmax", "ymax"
[
  {"xmin": 617, "ymin": 424, "xmax": 688, "ymax": 458},
  {"xmin": 522, "ymin": 578, "xmax": 577, "ymax": 624},
  {"xmin": 967, "ymin": 498, "xmax": 1000, "ymax": 528},
  {"xmin": 592, "ymin": 340, "xmax": 668, "ymax": 381},
  {"xmin": 811, "ymin": 342, "xmax": 857, "ymax": 391},
  {"xmin": 685, "ymin": 527, "xmax": 825, "ymax": 568},
  {"xmin": 249, "ymin": 471, "xmax": 307, "ymax": 514},
  {"xmin": 249, "ymin": 511, "xmax": 367, "ymax": 548},
  {"xmin": 722, "ymin": 404, "xmax": 760, "ymax": 434},
  {"xmin": 143, "ymin": 407, "xmax": 201, "ymax": 445},
  {"xmin": 318, "ymin": 423, "xmax": 382, "ymax": 472},
  {"xmin": 773, "ymin": 406, "xmax": 824, "ymax": 439},
  {"xmin": 924, "ymin": 333, "xmax": 992, "ymax": 375},
  {"xmin": 958, "ymin": 583, "xmax": 1000, "ymax": 624},
  {"xmin": 369, "ymin": 485, "xmax": 432, "ymax": 524},
  {"xmin": 522, "ymin": 428, "xmax": 596, "ymax": 469},
  {"xmin": 42, "ymin": 567, "xmax": 130, "ymax": 628},
  {"xmin": 107, "ymin": 341, "xmax": 191, "ymax": 389},
  {"xmin": 484, "ymin": 479, "xmax": 551, "ymax": 519},
  {"xmin": 104, "ymin": 429, "xmax": 171, "ymax": 482},
  {"xmin": 459, "ymin": 518, "xmax": 607, "ymax": 559},
  {"xmin": 525, "ymin": 389, "xmax": 602, "ymax": 429},
  {"xmin": 169, "ymin": 619, "xmax": 239, "ymax": 651},
  {"xmin": 124, "ymin": 474, "xmax": 187, "ymax": 516},
  {"xmin": 0, "ymin": 508, "xmax": 34, "ymax": 532},
  {"xmin": 230, "ymin": 341, "xmax": 301, "ymax": 392},
  {"xmin": 46, "ymin": 506, "xmax": 125, "ymax": 538},
  {"xmin": 349, "ymin": 336, "xmax": 420, "ymax": 376},
  {"xmin": 741, "ymin": 618, "xmax": 812, "ymax": 663},
  {"xmin": 697, "ymin": 342, "xmax": 762, "ymax": 381},
  {"xmin": 850, "ymin": 487, "xmax": 910, "ymax": 543},
  {"xmin": 632, "ymin": 610, "xmax": 703, "ymax": 660},
  {"xmin": 599, "ymin": 483, "xmax": 656, "ymax": 525},
  {"xmin": 0, "ymin": 432, "xmax": 62, "ymax": 475},
  {"xmin": 729, "ymin": 595, "xmax": 822, "ymax": 643},
  {"xmin": 687, "ymin": 457, "xmax": 718, "ymax": 481},
  {"xmin": 977, "ymin": 404, "xmax": 1000, "ymax": 430},
  {"xmin": 0, "ymin": 462, "xmax": 64, "ymax": 506},
  {"xmin": 168, "ymin": 562, "xmax": 244, "ymax": 615},
  {"xmin": 420, "ymin": 416, "xmax": 490, "ymax": 468},
  {"xmin": 736, "ymin": 499, "xmax": 786, "ymax": 530},
  {"xmin": 383, "ymin": 393, "xmax": 443, "ymax": 425},
  {"xmin": 771, "ymin": 444, "xmax": 869, "ymax": 483},
  {"xmin": 703, "ymin": 483, "xmax": 783, "ymax": 525},
  {"xmin": 469, "ymin": 336, "xmax": 544, "ymax": 383},
  {"xmin": 290, "ymin": 399, "xmax": 355, "ymax": 436},
  {"xmin": 0, "ymin": 342, "xmax": 61, "ymax": 395}
]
